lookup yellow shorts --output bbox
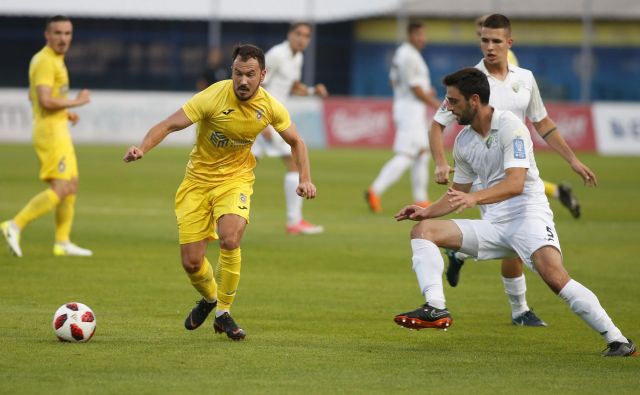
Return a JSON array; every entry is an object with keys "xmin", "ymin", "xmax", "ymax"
[
  {"xmin": 175, "ymin": 177, "xmax": 253, "ymax": 244},
  {"xmin": 33, "ymin": 120, "xmax": 77, "ymax": 181}
]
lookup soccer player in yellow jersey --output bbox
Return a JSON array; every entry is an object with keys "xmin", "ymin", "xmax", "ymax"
[
  {"xmin": 1, "ymin": 15, "xmax": 92, "ymax": 258},
  {"xmin": 123, "ymin": 44, "xmax": 317, "ymax": 340}
]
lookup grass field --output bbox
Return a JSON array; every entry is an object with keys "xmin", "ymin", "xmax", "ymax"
[{"xmin": 1, "ymin": 144, "xmax": 639, "ymax": 394}]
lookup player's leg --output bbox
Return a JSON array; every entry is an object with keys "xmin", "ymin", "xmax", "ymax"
[
  {"xmin": 52, "ymin": 155, "xmax": 92, "ymax": 257},
  {"xmin": 544, "ymin": 180, "xmax": 580, "ymax": 219},
  {"xmin": 501, "ymin": 257, "xmax": 546, "ymax": 326},
  {"xmin": 394, "ymin": 219, "xmax": 463, "ymax": 330},
  {"xmin": 282, "ymin": 155, "xmax": 323, "ymax": 235},
  {"xmin": 410, "ymin": 150, "xmax": 430, "ymax": 207},
  {"xmin": 532, "ymin": 246, "xmax": 635, "ymax": 356},
  {"xmin": 2, "ymin": 128, "xmax": 67, "ymax": 257},
  {"xmin": 175, "ymin": 178, "xmax": 219, "ymax": 330},
  {"xmin": 366, "ymin": 154, "xmax": 413, "ymax": 212},
  {"xmin": 181, "ymin": 239, "xmax": 218, "ymax": 330},
  {"xmin": 210, "ymin": 180, "xmax": 255, "ymax": 340}
]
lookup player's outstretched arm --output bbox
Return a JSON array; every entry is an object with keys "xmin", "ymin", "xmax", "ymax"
[
  {"xmin": 532, "ymin": 117, "xmax": 597, "ymax": 186},
  {"xmin": 123, "ymin": 108, "xmax": 193, "ymax": 163},
  {"xmin": 395, "ymin": 182, "xmax": 473, "ymax": 221},
  {"xmin": 428, "ymin": 120, "xmax": 453, "ymax": 185},
  {"xmin": 280, "ymin": 123, "xmax": 316, "ymax": 199}
]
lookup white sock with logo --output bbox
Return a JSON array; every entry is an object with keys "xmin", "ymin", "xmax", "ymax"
[
  {"xmin": 371, "ymin": 154, "xmax": 412, "ymax": 196},
  {"xmin": 284, "ymin": 171, "xmax": 302, "ymax": 226},
  {"xmin": 559, "ymin": 279, "xmax": 627, "ymax": 344},
  {"xmin": 410, "ymin": 152, "xmax": 429, "ymax": 202},
  {"xmin": 411, "ymin": 238, "xmax": 446, "ymax": 309},
  {"xmin": 502, "ymin": 275, "xmax": 530, "ymax": 318}
]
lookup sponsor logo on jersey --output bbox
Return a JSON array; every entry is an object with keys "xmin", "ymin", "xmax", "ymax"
[
  {"xmin": 210, "ymin": 131, "xmax": 230, "ymax": 147},
  {"xmin": 513, "ymin": 137, "xmax": 526, "ymax": 159},
  {"xmin": 222, "ymin": 109, "xmax": 235, "ymax": 115},
  {"xmin": 208, "ymin": 131, "xmax": 252, "ymax": 149}
]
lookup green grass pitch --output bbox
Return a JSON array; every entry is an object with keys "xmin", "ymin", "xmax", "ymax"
[{"xmin": 1, "ymin": 144, "xmax": 639, "ymax": 394}]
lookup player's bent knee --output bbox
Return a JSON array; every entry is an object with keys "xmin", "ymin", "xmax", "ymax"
[
  {"xmin": 410, "ymin": 221, "xmax": 439, "ymax": 242},
  {"xmin": 219, "ymin": 237, "xmax": 241, "ymax": 251}
]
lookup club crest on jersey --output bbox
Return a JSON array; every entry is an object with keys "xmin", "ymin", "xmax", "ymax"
[
  {"xmin": 239, "ymin": 193, "xmax": 247, "ymax": 203},
  {"xmin": 513, "ymin": 137, "xmax": 526, "ymax": 159},
  {"xmin": 58, "ymin": 157, "xmax": 66, "ymax": 173},
  {"xmin": 256, "ymin": 109, "xmax": 263, "ymax": 120}
]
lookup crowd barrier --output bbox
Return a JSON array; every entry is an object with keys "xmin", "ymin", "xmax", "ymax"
[{"xmin": 1, "ymin": 89, "xmax": 638, "ymax": 155}]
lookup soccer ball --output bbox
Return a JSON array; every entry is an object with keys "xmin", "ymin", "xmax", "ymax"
[{"xmin": 52, "ymin": 302, "xmax": 96, "ymax": 342}]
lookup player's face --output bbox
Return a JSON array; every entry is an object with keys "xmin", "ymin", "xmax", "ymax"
[
  {"xmin": 45, "ymin": 21, "xmax": 73, "ymax": 55},
  {"xmin": 445, "ymin": 86, "xmax": 477, "ymax": 125},
  {"xmin": 480, "ymin": 27, "xmax": 512, "ymax": 66},
  {"xmin": 231, "ymin": 57, "xmax": 266, "ymax": 101},
  {"xmin": 409, "ymin": 27, "xmax": 427, "ymax": 49},
  {"xmin": 288, "ymin": 25, "xmax": 312, "ymax": 53}
]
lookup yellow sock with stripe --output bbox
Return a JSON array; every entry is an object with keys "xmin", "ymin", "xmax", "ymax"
[
  {"xmin": 215, "ymin": 248, "xmax": 241, "ymax": 311},
  {"xmin": 187, "ymin": 257, "xmax": 217, "ymax": 302},
  {"xmin": 14, "ymin": 189, "xmax": 60, "ymax": 229},
  {"xmin": 55, "ymin": 194, "xmax": 76, "ymax": 243},
  {"xmin": 543, "ymin": 180, "xmax": 558, "ymax": 199}
]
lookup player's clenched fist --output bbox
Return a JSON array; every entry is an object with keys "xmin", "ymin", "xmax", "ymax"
[
  {"xmin": 296, "ymin": 182, "xmax": 317, "ymax": 199},
  {"xmin": 123, "ymin": 146, "xmax": 144, "ymax": 162}
]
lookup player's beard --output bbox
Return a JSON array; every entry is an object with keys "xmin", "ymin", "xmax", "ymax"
[
  {"xmin": 234, "ymin": 84, "xmax": 257, "ymax": 101},
  {"xmin": 456, "ymin": 106, "xmax": 476, "ymax": 125}
]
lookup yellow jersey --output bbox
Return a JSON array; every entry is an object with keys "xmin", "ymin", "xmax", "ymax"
[
  {"xmin": 508, "ymin": 49, "xmax": 519, "ymax": 67},
  {"xmin": 29, "ymin": 46, "xmax": 69, "ymax": 124},
  {"xmin": 182, "ymin": 80, "xmax": 292, "ymax": 184}
]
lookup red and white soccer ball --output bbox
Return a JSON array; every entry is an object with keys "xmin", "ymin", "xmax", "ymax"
[{"xmin": 52, "ymin": 302, "xmax": 96, "ymax": 342}]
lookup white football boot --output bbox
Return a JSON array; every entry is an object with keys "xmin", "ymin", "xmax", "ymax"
[
  {"xmin": 1, "ymin": 220, "xmax": 23, "ymax": 258},
  {"xmin": 53, "ymin": 242, "xmax": 93, "ymax": 257}
]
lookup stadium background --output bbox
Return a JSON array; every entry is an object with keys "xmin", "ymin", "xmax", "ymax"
[{"xmin": 1, "ymin": 0, "xmax": 639, "ymax": 155}]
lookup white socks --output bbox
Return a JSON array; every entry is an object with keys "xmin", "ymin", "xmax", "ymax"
[
  {"xmin": 559, "ymin": 279, "xmax": 626, "ymax": 344},
  {"xmin": 411, "ymin": 152, "xmax": 429, "ymax": 202},
  {"xmin": 502, "ymin": 275, "xmax": 530, "ymax": 318},
  {"xmin": 284, "ymin": 171, "xmax": 302, "ymax": 225},
  {"xmin": 371, "ymin": 154, "xmax": 413, "ymax": 196},
  {"xmin": 411, "ymin": 239, "xmax": 446, "ymax": 309}
]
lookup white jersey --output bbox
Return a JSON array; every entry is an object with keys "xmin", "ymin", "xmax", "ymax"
[
  {"xmin": 389, "ymin": 42, "xmax": 432, "ymax": 106},
  {"xmin": 453, "ymin": 110, "xmax": 548, "ymax": 223},
  {"xmin": 434, "ymin": 59, "xmax": 547, "ymax": 126},
  {"xmin": 263, "ymin": 41, "xmax": 303, "ymax": 102}
]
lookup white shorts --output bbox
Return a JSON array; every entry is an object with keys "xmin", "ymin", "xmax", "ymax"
[
  {"xmin": 251, "ymin": 125, "xmax": 291, "ymax": 158},
  {"xmin": 392, "ymin": 102, "xmax": 428, "ymax": 156},
  {"xmin": 451, "ymin": 211, "xmax": 561, "ymax": 271}
]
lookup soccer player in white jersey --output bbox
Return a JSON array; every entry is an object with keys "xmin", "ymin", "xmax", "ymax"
[
  {"xmin": 428, "ymin": 14, "xmax": 597, "ymax": 327},
  {"xmin": 393, "ymin": 67, "xmax": 635, "ymax": 357},
  {"xmin": 365, "ymin": 20, "xmax": 441, "ymax": 213},
  {"xmin": 252, "ymin": 22, "xmax": 328, "ymax": 235}
]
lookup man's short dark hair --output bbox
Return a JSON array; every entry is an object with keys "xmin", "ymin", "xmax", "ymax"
[
  {"xmin": 289, "ymin": 22, "xmax": 312, "ymax": 33},
  {"xmin": 231, "ymin": 44, "xmax": 265, "ymax": 70},
  {"xmin": 407, "ymin": 20, "xmax": 424, "ymax": 35},
  {"xmin": 46, "ymin": 15, "xmax": 71, "ymax": 30},
  {"xmin": 482, "ymin": 14, "xmax": 511, "ymax": 34},
  {"xmin": 443, "ymin": 68, "xmax": 490, "ymax": 104}
]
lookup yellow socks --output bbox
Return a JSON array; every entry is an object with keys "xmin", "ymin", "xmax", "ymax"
[
  {"xmin": 187, "ymin": 257, "xmax": 218, "ymax": 302},
  {"xmin": 55, "ymin": 194, "xmax": 76, "ymax": 243},
  {"xmin": 13, "ymin": 189, "xmax": 60, "ymax": 229},
  {"xmin": 216, "ymin": 248, "xmax": 241, "ymax": 311},
  {"xmin": 543, "ymin": 180, "xmax": 558, "ymax": 199}
]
